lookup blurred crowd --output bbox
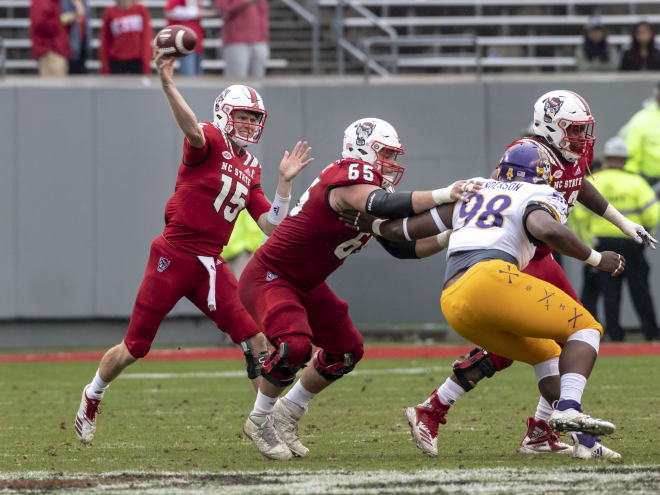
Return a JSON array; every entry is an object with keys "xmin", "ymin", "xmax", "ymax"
[{"xmin": 29, "ymin": 0, "xmax": 269, "ymax": 77}]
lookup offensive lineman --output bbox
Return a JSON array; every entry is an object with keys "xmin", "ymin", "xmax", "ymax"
[
  {"xmin": 237, "ymin": 118, "xmax": 478, "ymax": 460},
  {"xmin": 356, "ymin": 140, "xmax": 623, "ymax": 457},
  {"xmin": 74, "ymin": 49, "xmax": 313, "ymax": 444}
]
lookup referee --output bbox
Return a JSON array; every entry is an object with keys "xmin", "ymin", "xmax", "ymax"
[{"xmin": 588, "ymin": 137, "xmax": 660, "ymax": 341}]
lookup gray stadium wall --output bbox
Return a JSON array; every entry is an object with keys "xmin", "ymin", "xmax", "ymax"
[{"xmin": 1, "ymin": 74, "xmax": 658, "ymax": 344}]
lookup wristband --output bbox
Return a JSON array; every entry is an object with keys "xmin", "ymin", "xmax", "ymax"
[
  {"xmin": 584, "ymin": 249, "xmax": 602, "ymax": 267},
  {"xmin": 266, "ymin": 193, "xmax": 291, "ymax": 226},
  {"xmin": 431, "ymin": 185, "xmax": 453, "ymax": 205},
  {"xmin": 372, "ymin": 219, "xmax": 385, "ymax": 236},
  {"xmin": 436, "ymin": 229, "xmax": 452, "ymax": 249}
]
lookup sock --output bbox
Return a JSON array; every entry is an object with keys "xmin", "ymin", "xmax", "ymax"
[
  {"xmin": 284, "ymin": 380, "xmax": 316, "ymax": 411},
  {"xmin": 575, "ymin": 433, "xmax": 598, "ymax": 448},
  {"xmin": 559, "ymin": 373, "xmax": 587, "ymax": 405},
  {"xmin": 534, "ymin": 396, "xmax": 553, "ymax": 422},
  {"xmin": 436, "ymin": 378, "xmax": 465, "ymax": 406},
  {"xmin": 251, "ymin": 390, "xmax": 278, "ymax": 416},
  {"xmin": 87, "ymin": 370, "xmax": 110, "ymax": 399}
]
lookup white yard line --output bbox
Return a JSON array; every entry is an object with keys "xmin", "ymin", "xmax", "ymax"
[
  {"xmin": 1, "ymin": 467, "xmax": 658, "ymax": 494},
  {"xmin": 118, "ymin": 366, "xmax": 449, "ymax": 380}
]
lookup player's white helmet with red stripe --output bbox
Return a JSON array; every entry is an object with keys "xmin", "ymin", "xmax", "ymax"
[
  {"xmin": 341, "ymin": 118, "xmax": 405, "ymax": 186},
  {"xmin": 532, "ymin": 90, "xmax": 595, "ymax": 162},
  {"xmin": 213, "ymin": 85, "xmax": 267, "ymax": 146}
]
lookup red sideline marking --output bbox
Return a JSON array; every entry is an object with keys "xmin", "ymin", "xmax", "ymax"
[{"xmin": 1, "ymin": 343, "xmax": 659, "ymax": 363}]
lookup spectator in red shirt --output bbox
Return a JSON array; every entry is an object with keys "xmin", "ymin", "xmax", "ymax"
[
  {"xmin": 29, "ymin": 0, "xmax": 76, "ymax": 76},
  {"xmin": 99, "ymin": 0, "xmax": 153, "ymax": 74},
  {"xmin": 164, "ymin": 0, "xmax": 217, "ymax": 76},
  {"xmin": 215, "ymin": 0, "xmax": 269, "ymax": 77}
]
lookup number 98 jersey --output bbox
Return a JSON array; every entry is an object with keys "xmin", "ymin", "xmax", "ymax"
[
  {"xmin": 448, "ymin": 178, "xmax": 568, "ymax": 271},
  {"xmin": 254, "ymin": 159, "xmax": 383, "ymax": 291}
]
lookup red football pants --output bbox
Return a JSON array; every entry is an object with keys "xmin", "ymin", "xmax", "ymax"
[
  {"xmin": 238, "ymin": 257, "xmax": 364, "ymax": 355},
  {"xmin": 124, "ymin": 235, "xmax": 260, "ymax": 358}
]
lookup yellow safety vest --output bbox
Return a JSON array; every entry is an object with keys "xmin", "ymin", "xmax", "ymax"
[
  {"xmin": 223, "ymin": 210, "xmax": 265, "ymax": 260},
  {"xmin": 584, "ymin": 169, "xmax": 660, "ymax": 238},
  {"xmin": 623, "ymin": 102, "xmax": 660, "ymax": 180}
]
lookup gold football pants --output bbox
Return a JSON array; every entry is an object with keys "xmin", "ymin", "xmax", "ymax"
[{"xmin": 441, "ymin": 259, "xmax": 603, "ymax": 366}]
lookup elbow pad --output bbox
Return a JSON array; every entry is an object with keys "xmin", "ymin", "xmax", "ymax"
[
  {"xmin": 375, "ymin": 236, "xmax": 418, "ymax": 259},
  {"xmin": 365, "ymin": 189, "xmax": 415, "ymax": 219}
]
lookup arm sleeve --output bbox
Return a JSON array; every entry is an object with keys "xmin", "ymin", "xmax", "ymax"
[
  {"xmin": 365, "ymin": 189, "xmax": 415, "ymax": 219},
  {"xmin": 182, "ymin": 124, "xmax": 211, "ymax": 165},
  {"xmin": 246, "ymin": 185, "xmax": 271, "ymax": 222},
  {"xmin": 375, "ymin": 236, "xmax": 418, "ymax": 259}
]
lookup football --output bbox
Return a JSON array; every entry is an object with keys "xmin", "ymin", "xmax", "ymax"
[{"xmin": 154, "ymin": 25, "xmax": 198, "ymax": 58}]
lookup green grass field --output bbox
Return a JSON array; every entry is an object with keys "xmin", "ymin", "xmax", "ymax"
[{"xmin": 1, "ymin": 355, "xmax": 659, "ymax": 493}]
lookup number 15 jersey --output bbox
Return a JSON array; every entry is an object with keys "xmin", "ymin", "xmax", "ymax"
[
  {"xmin": 448, "ymin": 178, "xmax": 568, "ymax": 271},
  {"xmin": 254, "ymin": 159, "xmax": 383, "ymax": 292},
  {"xmin": 162, "ymin": 122, "xmax": 271, "ymax": 258}
]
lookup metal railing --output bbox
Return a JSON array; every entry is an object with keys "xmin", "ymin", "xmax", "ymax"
[
  {"xmin": 362, "ymin": 34, "xmax": 480, "ymax": 80},
  {"xmin": 281, "ymin": 0, "xmax": 321, "ymax": 75},
  {"xmin": 334, "ymin": 0, "xmax": 395, "ymax": 76}
]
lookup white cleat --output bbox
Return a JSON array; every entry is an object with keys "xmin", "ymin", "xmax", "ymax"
[
  {"xmin": 272, "ymin": 398, "xmax": 309, "ymax": 457},
  {"xmin": 243, "ymin": 413, "xmax": 293, "ymax": 461},
  {"xmin": 571, "ymin": 432, "xmax": 622, "ymax": 460},
  {"xmin": 549, "ymin": 408, "xmax": 615, "ymax": 436},
  {"xmin": 517, "ymin": 417, "xmax": 573, "ymax": 454},
  {"xmin": 74, "ymin": 384, "xmax": 101, "ymax": 444}
]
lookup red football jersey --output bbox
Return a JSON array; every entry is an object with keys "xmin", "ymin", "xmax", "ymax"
[
  {"xmin": 255, "ymin": 159, "xmax": 383, "ymax": 291},
  {"xmin": 162, "ymin": 122, "xmax": 271, "ymax": 257},
  {"xmin": 509, "ymin": 136, "xmax": 588, "ymax": 259}
]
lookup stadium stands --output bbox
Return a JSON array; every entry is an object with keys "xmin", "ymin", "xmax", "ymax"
[{"xmin": 0, "ymin": 0, "xmax": 659, "ymax": 75}]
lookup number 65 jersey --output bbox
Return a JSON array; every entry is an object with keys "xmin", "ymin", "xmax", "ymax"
[
  {"xmin": 448, "ymin": 178, "xmax": 569, "ymax": 271},
  {"xmin": 254, "ymin": 159, "xmax": 383, "ymax": 292}
]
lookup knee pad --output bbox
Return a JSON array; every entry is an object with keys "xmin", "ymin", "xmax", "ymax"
[
  {"xmin": 452, "ymin": 347, "xmax": 500, "ymax": 391},
  {"xmin": 124, "ymin": 338, "xmax": 150, "ymax": 359},
  {"xmin": 240, "ymin": 340, "xmax": 269, "ymax": 380},
  {"xmin": 313, "ymin": 344, "xmax": 364, "ymax": 382},
  {"xmin": 262, "ymin": 335, "xmax": 312, "ymax": 387}
]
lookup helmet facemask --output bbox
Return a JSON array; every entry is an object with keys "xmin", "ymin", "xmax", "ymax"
[
  {"xmin": 372, "ymin": 141, "xmax": 405, "ymax": 187},
  {"xmin": 555, "ymin": 119, "xmax": 595, "ymax": 161},
  {"xmin": 224, "ymin": 107, "xmax": 267, "ymax": 146}
]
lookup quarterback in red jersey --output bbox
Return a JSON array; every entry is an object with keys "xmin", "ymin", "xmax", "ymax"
[
  {"xmin": 238, "ymin": 117, "xmax": 477, "ymax": 460},
  {"xmin": 392, "ymin": 90, "xmax": 655, "ymax": 460},
  {"xmin": 73, "ymin": 50, "xmax": 312, "ymax": 445}
]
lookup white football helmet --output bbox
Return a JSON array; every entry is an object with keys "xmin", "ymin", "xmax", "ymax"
[
  {"xmin": 213, "ymin": 85, "xmax": 267, "ymax": 146},
  {"xmin": 532, "ymin": 90, "xmax": 595, "ymax": 162},
  {"xmin": 341, "ymin": 118, "xmax": 405, "ymax": 186}
]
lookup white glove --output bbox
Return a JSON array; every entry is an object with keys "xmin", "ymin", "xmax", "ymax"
[
  {"xmin": 620, "ymin": 220, "xmax": 657, "ymax": 249},
  {"xmin": 603, "ymin": 204, "xmax": 657, "ymax": 249}
]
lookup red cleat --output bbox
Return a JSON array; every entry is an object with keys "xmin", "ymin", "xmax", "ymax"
[{"xmin": 404, "ymin": 390, "xmax": 450, "ymax": 457}]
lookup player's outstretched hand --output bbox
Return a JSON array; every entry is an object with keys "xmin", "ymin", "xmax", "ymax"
[
  {"xmin": 153, "ymin": 46, "xmax": 175, "ymax": 83},
  {"xmin": 280, "ymin": 141, "xmax": 314, "ymax": 182},
  {"xmin": 340, "ymin": 210, "xmax": 378, "ymax": 233},
  {"xmin": 598, "ymin": 251, "xmax": 626, "ymax": 277},
  {"xmin": 451, "ymin": 179, "xmax": 482, "ymax": 203}
]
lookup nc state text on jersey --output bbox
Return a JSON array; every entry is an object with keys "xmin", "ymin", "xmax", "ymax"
[{"xmin": 221, "ymin": 162, "xmax": 254, "ymax": 186}]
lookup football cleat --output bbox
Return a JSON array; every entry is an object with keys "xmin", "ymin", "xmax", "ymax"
[
  {"xmin": 243, "ymin": 413, "xmax": 292, "ymax": 461},
  {"xmin": 272, "ymin": 398, "xmax": 309, "ymax": 457},
  {"xmin": 549, "ymin": 400, "xmax": 615, "ymax": 436},
  {"xmin": 74, "ymin": 384, "xmax": 101, "ymax": 444},
  {"xmin": 517, "ymin": 417, "xmax": 572, "ymax": 454},
  {"xmin": 571, "ymin": 432, "xmax": 622, "ymax": 460},
  {"xmin": 404, "ymin": 390, "xmax": 450, "ymax": 457}
]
